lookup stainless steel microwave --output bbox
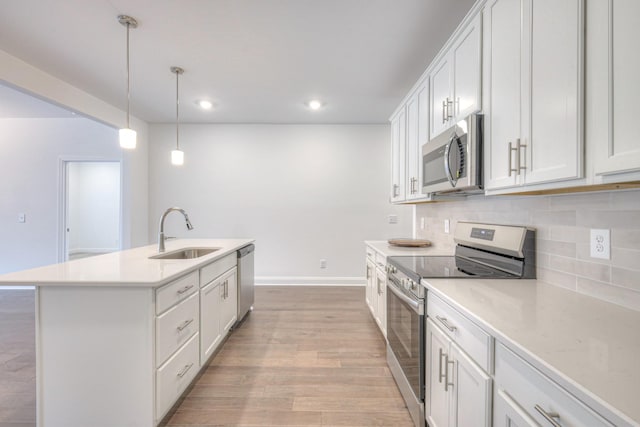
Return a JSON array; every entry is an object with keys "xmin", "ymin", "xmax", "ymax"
[{"xmin": 422, "ymin": 113, "xmax": 483, "ymax": 195}]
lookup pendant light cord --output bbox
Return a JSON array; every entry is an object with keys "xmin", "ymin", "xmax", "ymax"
[
  {"xmin": 126, "ymin": 22, "xmax": 131, "ymax": 129},
  {"xmin": 176, "ymin": 69, "xmax": 180, "ymax": 150}
]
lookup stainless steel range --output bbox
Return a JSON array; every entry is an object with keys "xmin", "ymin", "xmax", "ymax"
[{"xmin": 386, "ymin": 222, "xmax": 536, "ymax": 427}]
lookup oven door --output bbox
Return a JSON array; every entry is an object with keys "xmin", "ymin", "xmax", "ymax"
[{"xmin": 386, "ymin": 277, "xmax": 425, "ymax": 401}]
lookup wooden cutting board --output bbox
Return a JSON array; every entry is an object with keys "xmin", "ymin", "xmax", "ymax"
[{"xmin": 388, "ymin": 238, "xmax": 432, "ymax": 247}]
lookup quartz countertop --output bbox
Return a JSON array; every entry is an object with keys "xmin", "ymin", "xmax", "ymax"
[
  {"xmin": 365, "ymin": 240, "xmax": 452, "ymax": 257},
  {"xmin": 423, "ymin": 278, "xmax": 640, "ymax": 426},
  {"xmin": 0, "ymin": 239, "xmax": 254, "ymax": 288}
]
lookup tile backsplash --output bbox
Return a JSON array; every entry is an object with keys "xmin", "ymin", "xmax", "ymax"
[{"xmin": 415, "ymin": 189, "xmax": 640, "ymax": 311}]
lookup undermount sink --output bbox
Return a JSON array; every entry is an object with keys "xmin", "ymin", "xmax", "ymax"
[{"xmin": 149, "ymin": 247, "xmax": 220, "ymax": 260}]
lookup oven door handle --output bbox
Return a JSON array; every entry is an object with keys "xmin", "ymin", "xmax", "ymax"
[{"xmin": 387, "ymin": 281, "xmax": 423, "ymax": 315}]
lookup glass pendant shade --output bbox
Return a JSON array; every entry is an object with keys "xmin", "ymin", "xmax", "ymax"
[
  {"xmin": 119, "ymin": 128, "xmax": 137, "ymax": 149},
  {"xmin": 171, "ymin": 149, "xmax": 184, "ymax": 165}
]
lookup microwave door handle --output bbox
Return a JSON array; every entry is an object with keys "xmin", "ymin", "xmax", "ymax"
[{"xmin": 443, "ymin": 135, "xmax": 457, "ymax": 187}]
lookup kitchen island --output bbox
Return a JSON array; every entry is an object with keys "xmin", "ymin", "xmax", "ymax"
[{"xmin": 0, "ymin": 238, "xmax": 254, "ymax": 427}]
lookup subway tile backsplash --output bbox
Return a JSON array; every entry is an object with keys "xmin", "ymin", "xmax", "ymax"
[{"xmin": 415, "ymin": 189, "xmax": 640, "ymax": 311}]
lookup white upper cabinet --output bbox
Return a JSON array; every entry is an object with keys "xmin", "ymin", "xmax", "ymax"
[
  {"xmin": 405, "ymin": 82, "xmax": 430, "ymax": 201},
  {"xmin": 484, "ymin": 0, "xmax": 584, "ymax": 191},
  {"xmin": 390, "ymin": 110, "xmax": 406, "ymax": 202},
  {"xmin": 591, "ymin": 0, "xmax": 640, "ymax": 176},
  {"xmin": 430, "ymin": 13, "xmax": 482, "ymax": 141}
]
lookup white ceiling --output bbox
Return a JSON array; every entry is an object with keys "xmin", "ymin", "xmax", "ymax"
[{"xmin": 0, "ymin": 0, "xmax": 476, "ymax": 124}]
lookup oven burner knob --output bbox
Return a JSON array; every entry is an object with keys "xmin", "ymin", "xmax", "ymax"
[
  {"xmin": 404, "ymin": 280, "xmax": 411, "ymax": 290},
  {"xmin": 410, "ymin": 281, "xmax": 417, "ymax": 290},
  {"xmin": 392, "ymin": 266, "xmax": 397, "ymax": 273}
]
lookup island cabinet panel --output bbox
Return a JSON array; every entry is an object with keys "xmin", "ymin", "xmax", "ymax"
[
  {"xmin": 156, "ymin": 290, "xmax": 199, "ymax": 367},
  {"xmin": 37, "ymin": 286, "xmax": 155, "ymax": 427}
]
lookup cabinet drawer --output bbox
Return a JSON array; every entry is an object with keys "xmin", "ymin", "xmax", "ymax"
[
  {"xmin": 365, "ymin": 246, "xmax": 375, "ymax": 261},
  {"xmin": 156, "ymin": 332, "xmax": 199, "ymax": 421},
  {"xmin": 495, "ymin": 343, "xmax": 614, "ymax": 427},
  {"xmin": 427, "ymin": 292, "xmax": 492, "ymax": 372},
  {"xmin": 200, "ymin": 253, "xmax": 236, "ymax": 287},
  {"xmin": 374, "ymin": 252, "xmax": 386, "ymax": 271},
  {"xmin": 156, "ymin": 271, "xmax": 198, "ymax": 315},
  {"xmin": 156, "ymin": 291, "xmax": 199, "ymax": 367}
]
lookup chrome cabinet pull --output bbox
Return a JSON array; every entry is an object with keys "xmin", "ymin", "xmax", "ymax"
[
  {"xmin": 438, "ymin": 348, "xmax": 446, "ymax": 384},
  {"xmin": 442, "ymin": 100, "xmax": 447, "ymax": 124},
  {"xmin": 534, "ymin": 405, "xmax": 561, "ymax": 427},
  {"xmin": 177, "ymin": 318, "xmax": 194, "ymax": 331},
  {"xmin": 508, "ymin": 141, "xmax": 518, "ymax": 176},
  {"xmin": 517, "ymin": 139, "xmax": 527, "ymax": 174},
  {"xmin": 366, "ymin": 267, "xmax": 370, "ymax": 280},
  {"xmin": 446, "ymin": 98, "xmax": 454, "ymax": 120},
  {"xmin": 435, "ymin": 315, "xmax": 457, "ymax": 332},
  {"xmin": 176, "ymin": 284, "xmax": 194, "ymax": 295},
  {"xmin": 444, "ymin": 356, "xmax": 455, "ymax": 391},
  {"xmin": 177, "ymin": 363, "xmax": 194, "ymax": 378}
]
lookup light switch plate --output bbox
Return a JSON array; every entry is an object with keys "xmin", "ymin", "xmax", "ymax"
[
  {"xmin": 444, "ymin": 219, "xmax": 450, "ymax": 234},
  {"xmin": 388, "ymin": 215, "xmax": 398, "ymax": 224},
  {"xmin": 18, "ymin": 213, "xmax": 26, "ymax": 223}
]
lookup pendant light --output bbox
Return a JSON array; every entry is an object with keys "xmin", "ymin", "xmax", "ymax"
[
  {"xmin": 118, "ymin": 15, "xmax": 138, "ymax": 149},
  {"xmin": 170, "ymin": 66, "xmax": 185, "ymax": 165}
]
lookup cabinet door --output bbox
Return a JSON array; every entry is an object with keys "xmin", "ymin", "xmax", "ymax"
[
  {"xmin": 425, "ymin": 318, "xmax": 451, "ymax": 427},
  {"xmin": 593, "ymin": 0, "xmax": 640, "ymax": 175},
  {"xmin": 221, "ymin": 268, "xmax": 238, "ymax": 333},
  {"xmin": 375, "ymin": 268, "xmax": 386, "ymax": 335},
  {"xmin": 365, "ymin": 260, "xmax": 374, "ymax": 309},
  {"xmin": 452, "ymin": 13, "xmax": 482, "ymax": 120},
  {"xmin": 406, "ymin": 93, "xmax": 421, "ymax": 200},
  {"xmin": 390, "ymin": 112, "xmax": 406, "ymax": 202},
  {"xmin": 524, "ymin": 0, "xmax": 583, "ymax": 185},
  {"xmin": 494, "ymin": 389, "xmax": 538, "ymax": 427},
  {"xmin": 483, "ymin": 0, "xmax": 522, "ymax": 190},
  {"xmin": 430, "ymin": 55, "xmax": 453, "ymax": 140},
  {"xmin": 450, "ymin": 341, "xmax": 491, "ymax": 427},
  {"xmin": 200, "ymin": 280, "xmax": 221, "ymax": 364}
]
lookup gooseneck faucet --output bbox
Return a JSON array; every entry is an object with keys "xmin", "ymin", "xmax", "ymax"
[{"xmin": 158, "ymin": 207, "xmax": 194, "ymax": 252}]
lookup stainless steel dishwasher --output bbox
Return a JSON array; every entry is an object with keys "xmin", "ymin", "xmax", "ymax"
[{"xmin": 235, "ymin": 244, "xmax": 255, "ymax": 326}]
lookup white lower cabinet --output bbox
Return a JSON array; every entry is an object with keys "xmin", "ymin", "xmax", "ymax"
[
  {"xmin": 375, "ymin": 267, "xmax": 387, "ymax": 337},
  {"xmin": 200, "ymin": 278, "xmax": 222, "ymax": 364},
  {"xmin": 365, "ymin": 258, "xmax": 375, "ymax": 310},
  {"xmin": 425, "ymin": 318, "xmax": 491, "ymax": 427},
  {"xmin": 156, "ymin": 332, "xmax": 200, "ymax": 420},
  {"xmin": 364, "ymin": 245, "xmax": 387, "ymax": 338},
  {"xmin": 494, "ymin": 343, "xmax": 615, "ymax": 427},
  {"xmin": 220, "ymin": 267, "xmax": 238, "ymax": 333}
]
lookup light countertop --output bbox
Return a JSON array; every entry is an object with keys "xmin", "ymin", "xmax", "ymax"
[
  {"xmin": 424, "ymin": 278, "xmax": 640, "ymax": 426},
  {"xmin": 365, "ymin": 240, "xmax": 452, "ymax": 257},
  {"xmin": 0, "ymin": 239, "xmax": 254, "ymax": 288}
]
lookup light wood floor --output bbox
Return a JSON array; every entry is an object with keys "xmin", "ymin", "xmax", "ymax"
[{"xmin": 0, "ymin": 286, "xmax": 412, "ymax": 427}]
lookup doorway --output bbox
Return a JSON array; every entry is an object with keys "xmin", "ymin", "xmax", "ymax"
[{"xmin": 61, "ymin": 160, "xmax": 122, "ymax": 261}]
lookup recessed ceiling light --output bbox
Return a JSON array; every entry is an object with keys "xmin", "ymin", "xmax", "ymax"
[
  {"xmin": 197, "ymin": 100, "xmax": 213, "ymax": 110},
  {"xmin": 308, "ymin": 100, "xmax": 323, "ymax": 110}
]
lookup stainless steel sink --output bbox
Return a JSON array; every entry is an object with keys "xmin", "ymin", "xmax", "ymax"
[{"xmin": 149, "ymin": 247, "xmax": 220, "ymax": 260}]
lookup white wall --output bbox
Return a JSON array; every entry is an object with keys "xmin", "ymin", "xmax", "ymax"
[
  {"xmin": 67, "ymin": 162, "xmax": 121, "ymax": 254},
  {"xmin": 149, "ymin": 124, "xmax": 412, "ymax": 284},
  {"xmin": 0, "ymin": 118, "xmax": 124, "ymax": 273}
]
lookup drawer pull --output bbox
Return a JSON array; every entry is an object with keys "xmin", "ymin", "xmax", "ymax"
[
  {"xmin": 438, "ymin": 348, "xmax": 446, "ymax": 384},
  {"xmin": 176, "ymin": 318, "xmax": 194, "ymax": 332},
  {"xmin": 444, "ymin": 356, "xmax": 455, "ymax": 392},
  {"xmin": 534, "ymin": 405, "xmax": 561, "ymax": 427},
  {"xmin": 436, "ymin": 315, "xmax": 457, "ymax": 332},
  {"xmin": 176, "ymin": 284, "xmax": 194, "ymax": 295},
  {"xmin": 176, "ymin": 363, "xmax": 194, "ymax": 378}
]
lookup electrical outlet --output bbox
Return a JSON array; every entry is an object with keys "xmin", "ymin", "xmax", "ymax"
[
  {"xmin": 320, "ymin": 259, "xmax": 327, "ymax": 269},
  {"xmin": 388, "ymin": 214, "xmax": 398, "ymax": 224},
  {"xmin": 590, "ymin": 229, "xmax": 610, "ymax": 260},
  {"xmin": 420, "ymin": 217, "xmax": 425, "ymax": 230},
  {"xmin": 18, "ymin": 213, "xmax": 26, "ymax": 223},
  {"xmin": 444, "ymin": 219, "xmax": 450, "ymax": 234}
]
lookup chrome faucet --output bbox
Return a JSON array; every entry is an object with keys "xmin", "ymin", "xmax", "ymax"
[{"xmin": 158, "ymin": 207, "xmax": 194, "ymax": 252}]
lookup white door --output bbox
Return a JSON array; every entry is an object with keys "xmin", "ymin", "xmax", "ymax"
[
  {"xmin": 220, "ymin": 268, "xmax": 238, "ymax": 333},
  {"xmin": 483, "ymin": 0, "xmax": 522, "ymax": 190},
  {"xmin": 425, "ymin": 318, "xmax": 451, "ymax": 427},
  {"xmin": 390, "ymin": 112, "xmax": 406, "ymax": 202},
  {"xmin": 406, "ymin": 94, "xmax": 421, "ymax": 200},
  {"xmin": 430, "ymin": 56, "xmax": 453, "ymax": 140},
  {"xmin": 450, "ymin": 342, "xmax": 492, "ymax": 427},
  {"xmin": 452, "ymin": 13, "xmax": 482, "ymax": 120},
  {"xmin": 365, "ymin": 260, "xmax": 375, "ymax": 308},
  {"xmin": 200, "ymin": 280, "xmax": 222, "ymax": 364},
  {"xmin": 64, "ymin": 161, "xmax": 121, "ymax": 261},
  {"xmin": 594, "ymin": 0, "xmax": 640, "ymax": 175},
  {"xmin": 375, "ymin": 268, "xmax": 386, "ymax": 336},
  {"xmin": 524, "ymin": 0, "xmax": 583, "ymax": 185}
]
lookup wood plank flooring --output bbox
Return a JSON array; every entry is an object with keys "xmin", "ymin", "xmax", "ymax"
[
  {"xmin": 0, "ymin": 290, "xmax": 36, "ymax": 427},
  {"xmin": 162, "ymin": 286, "xmax": 413, "ymax": 427},
  {"xmin": 0, "ymin": 286, "xmax": 413, "ymax": 427}
]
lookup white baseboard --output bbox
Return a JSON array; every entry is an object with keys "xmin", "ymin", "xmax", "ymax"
[{"xmin": 255, "ymin": 276, "xmax": 365, "ymax": 286}]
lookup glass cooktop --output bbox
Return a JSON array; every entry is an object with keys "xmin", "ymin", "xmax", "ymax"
[{"xmin": 388, "ymin": 255, "xmax": 519, "ymax": 283}]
